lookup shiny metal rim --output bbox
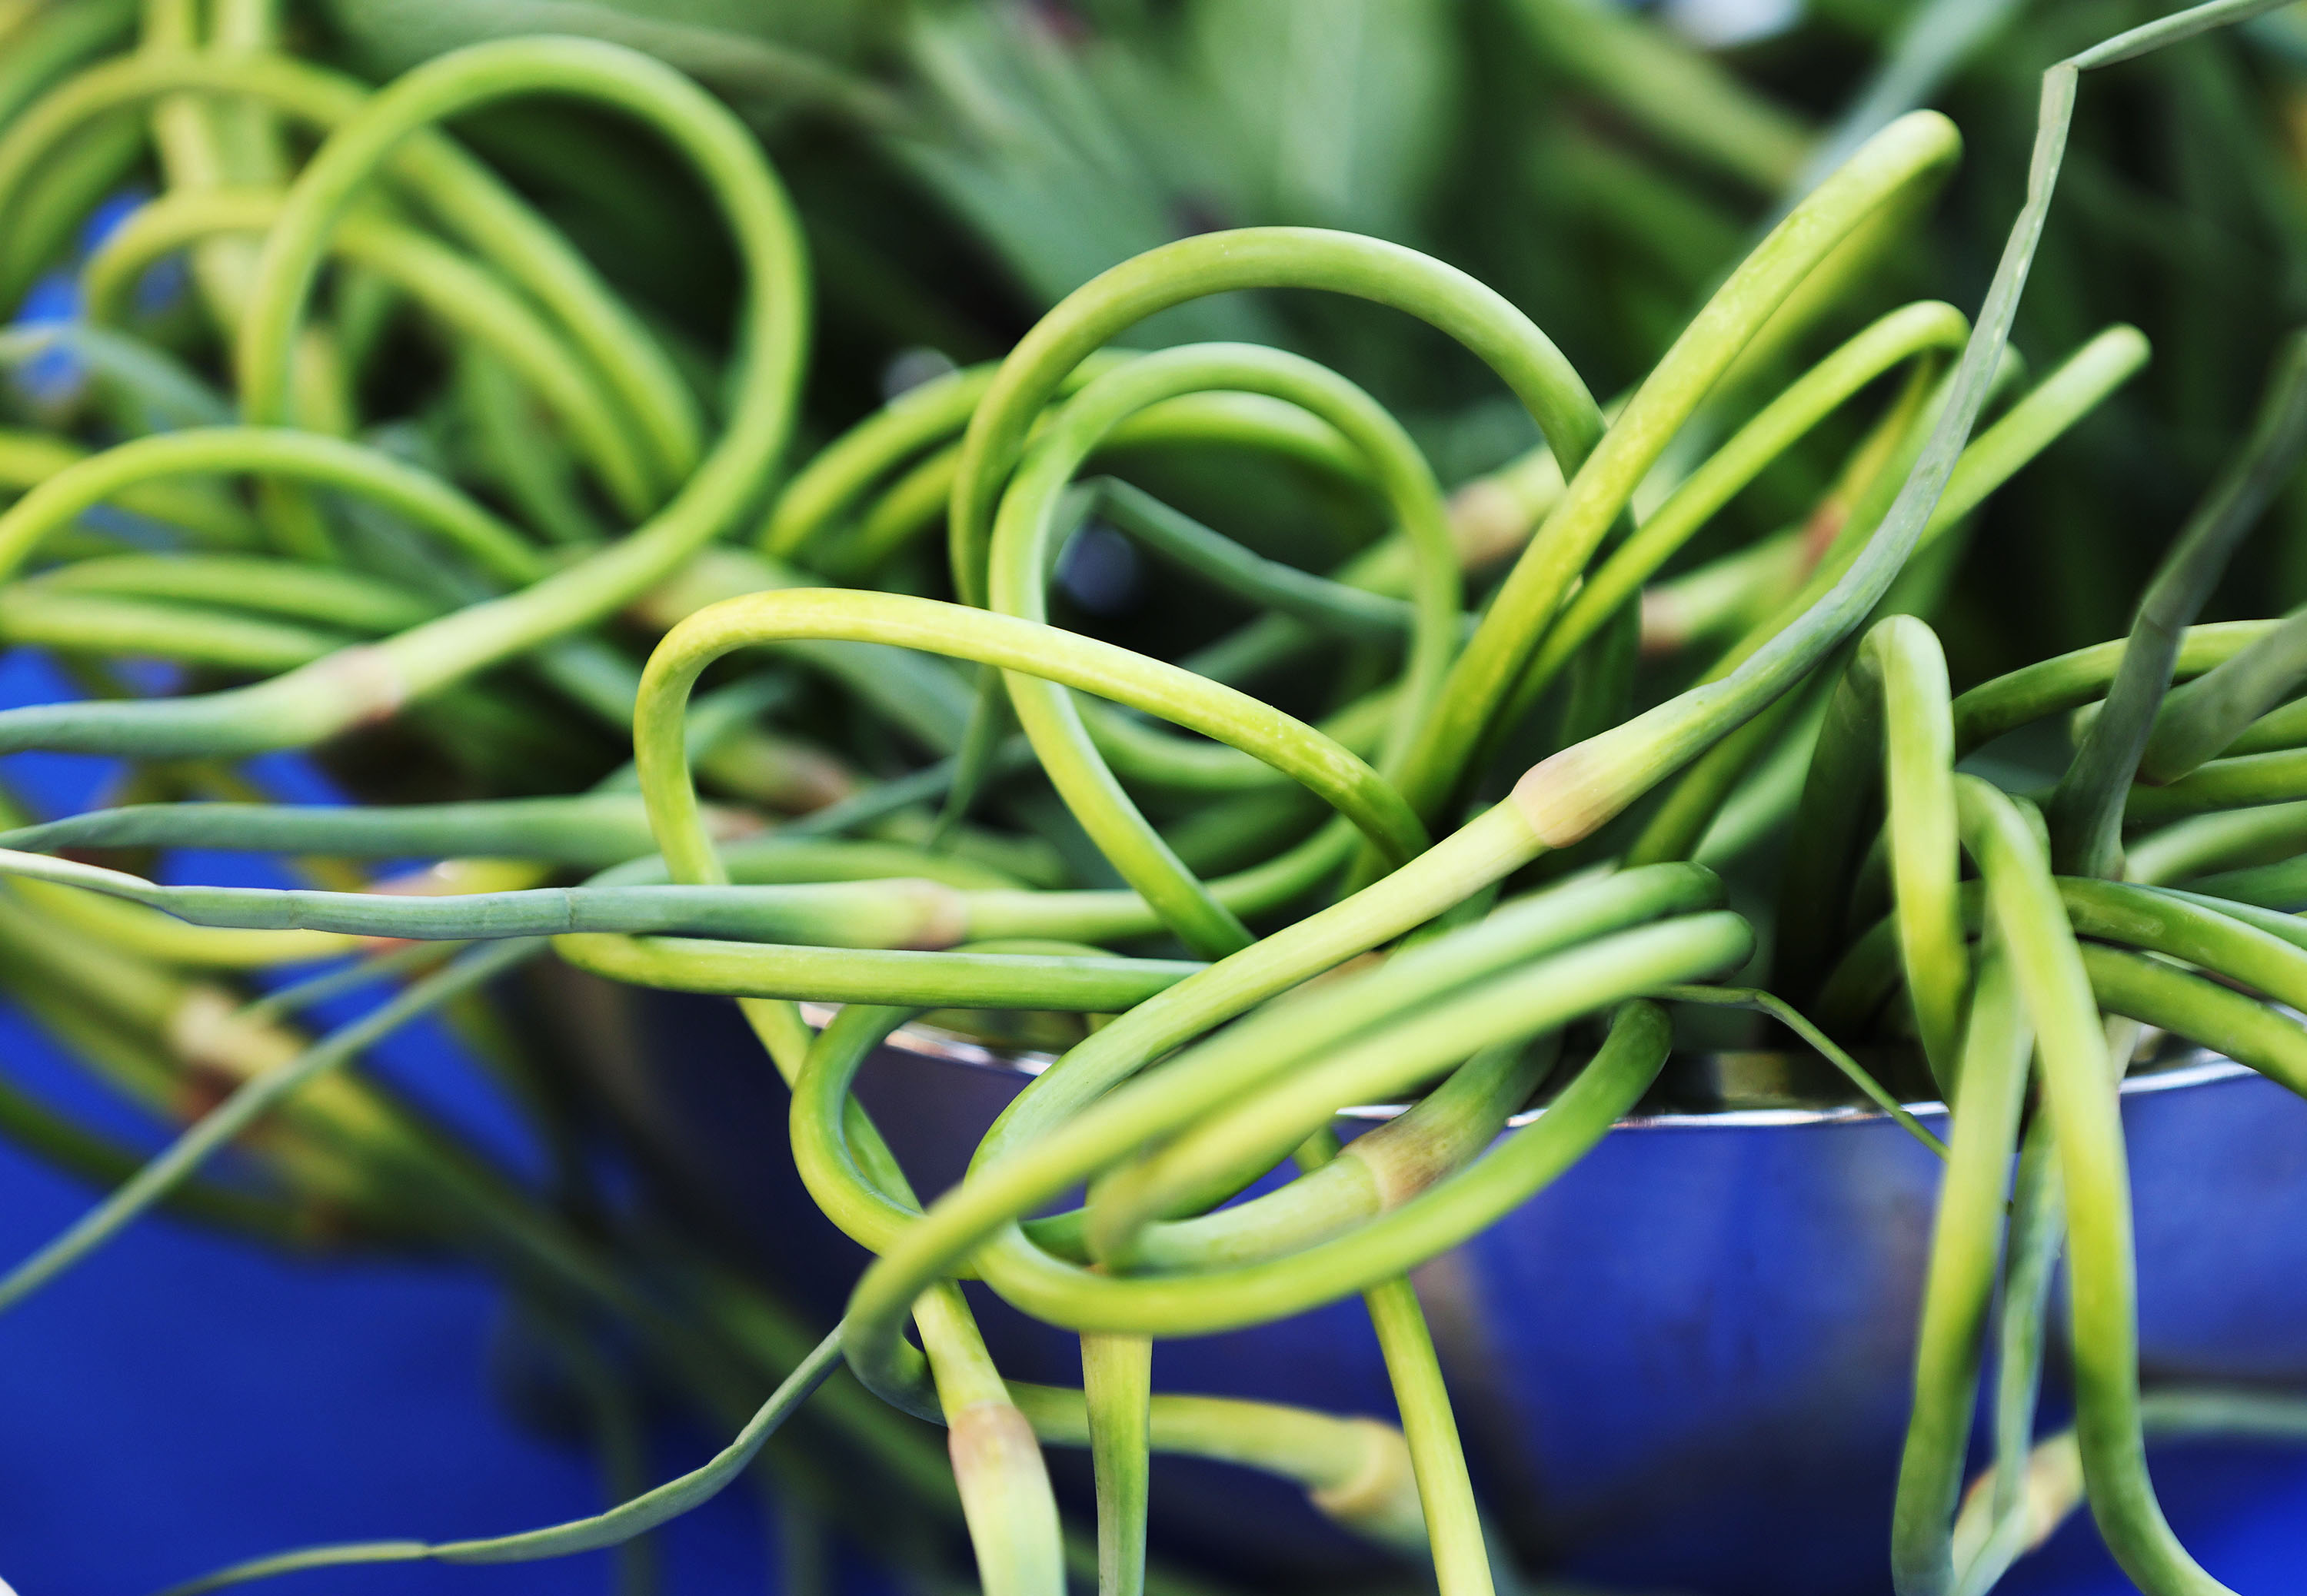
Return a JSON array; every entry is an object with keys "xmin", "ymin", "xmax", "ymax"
[{"xmin": 797, "ymin": 1004, "xmax": 2255, "ymax": 1131}]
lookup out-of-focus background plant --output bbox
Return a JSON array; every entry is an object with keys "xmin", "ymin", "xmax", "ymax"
[{"xmin": 308, "ymin": 0, "xmax": 2307, "ymax": 677}]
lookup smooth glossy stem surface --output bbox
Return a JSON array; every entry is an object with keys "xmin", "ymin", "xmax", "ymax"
[
  {"xmin": 2050, "ymin": 330, "xmax": 2307, "ymax": 877},
  {"xmin": 1892, "ymin": 945, "xmax": 2031, "ymax": 1596}
]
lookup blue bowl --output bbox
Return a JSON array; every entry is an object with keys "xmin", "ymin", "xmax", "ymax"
[{"xmin": 601, "ymin": 986, "xmax": 2307, "ymax": 1594}]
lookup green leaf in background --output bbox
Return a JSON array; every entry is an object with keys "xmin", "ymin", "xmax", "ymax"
[
  {"xmin": 1139, "ymin": 0, "xmax": 1458, "ymax": 243},
  {"xmin": 890, "ymin": 4, "xmax": 1275, "ymax": 347}
]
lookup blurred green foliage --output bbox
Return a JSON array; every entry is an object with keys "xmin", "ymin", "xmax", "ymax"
[{"xmin": 308, "ymin": 0, "xmax": 2307, "ymax": 677}]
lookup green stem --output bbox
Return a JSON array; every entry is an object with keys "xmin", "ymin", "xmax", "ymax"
[
  {"xmin": 1955, "ymin": 774, "xmax": 2231, "ymax": 1595},
  {"xmin": 1891, "ymin": 943, "xmax": 2032, "ymax": 1596},
  {"xmin": 85, "ymin": 188, "xmax": 657, "ymax": 516},
  {"xmin": 2049, "ymin": 330, "xmax": 2307, "ymax": 877},
  {"xmin": 2136, "ymin": 601, "xmax": 2307, "ymax": 780},
  {"xmin": 984, "ymin": 344, "xmax": 1448, "ymax": 953},
  {"xmin": 156, "ymin": 1329, "xmax": 848, "ymax": 1595},
  {"xmin": 947, "ymin": 228, "xmax": 1603, "ymax": 616},
  {"xmin": 0, "ymin": 426, "xmax": 544, "ymax": 584},
  {"xmin": 1516, "ymin": 300, "xmax": 1967, "ymax": 713},
  {"xmin": 1361, "ymin": 1272, "xmax": 1493, "ymax": 1596},
  {"xmin": 0, "ymin": 937, "xmax": 542, "ymax": 1316},
  {"xmin": 1081, "ymin": 1332, "xmax": 1152, "ymax": 1596},
  {"xmin": 0, "ymin": 48, "xmax": 697, "ymax": 474},
  {"xmin": 0, "ymin": 40, "xmax": 804, "ymax": 760}
]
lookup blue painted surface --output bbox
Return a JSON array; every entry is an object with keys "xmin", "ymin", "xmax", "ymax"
[{"xmin": 0, "ymin": 1009, "xmax": 779, "ymax": 1596}]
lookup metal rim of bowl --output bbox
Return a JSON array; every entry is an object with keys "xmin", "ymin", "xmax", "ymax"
[{"xmin": 796, "ymin": 1004, "xmax": 2253, "ymax": 1131}]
